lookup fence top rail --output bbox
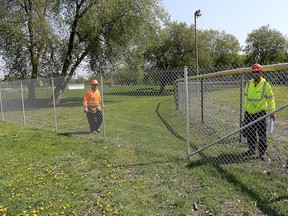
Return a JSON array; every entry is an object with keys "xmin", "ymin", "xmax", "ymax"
[{"xmin": 175, "ymin": 62, "xmax": 288, "ymax": 83}]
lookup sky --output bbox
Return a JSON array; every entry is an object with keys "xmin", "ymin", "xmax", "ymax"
[
  {"xmin": 161, "ymin": 0, "xmax": 288, "ymax": 47},
  {"xmin": 1, "ymin": 0, "xmax": 288, "ymax": 79}
]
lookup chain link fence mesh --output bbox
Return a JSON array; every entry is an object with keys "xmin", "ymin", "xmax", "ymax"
[
  {"xmin": 176, "ymin": 63, "xmax": 288, "ymax": 176},
  {"xmin": 0, "ymin": 64, "xmax": 288, "ymax": 173}
]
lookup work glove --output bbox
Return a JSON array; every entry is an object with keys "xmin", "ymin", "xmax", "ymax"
[{"xmin": 84, "ymin": 108, "xmax": 89, "ymax": 113}]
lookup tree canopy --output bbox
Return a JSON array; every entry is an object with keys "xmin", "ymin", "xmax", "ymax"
[
  {"xmin": 0, "ymin": 0, "xmax": 166, "ymax": 101},
  {"xmin": 0, "ymin": 2, "xmax": 288, "ymax": 100},
  {"xmin": 244, "ymin": 25, "xmax": 288, "ymax": 65}
]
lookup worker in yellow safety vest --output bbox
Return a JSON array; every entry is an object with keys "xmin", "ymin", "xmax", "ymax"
[
  {"xmin": 242, "ymin": 64, "xmax": 276, "ymax": 161},
  {"xmin": 83, "ymin": 79, "xmax": 103, "ymax": 134}
]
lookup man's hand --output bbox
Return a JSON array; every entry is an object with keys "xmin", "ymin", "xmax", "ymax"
[
  {"xmin": 271, "ymin": 113, "xmax": 276, "ymax": 121},
  {"xmin": 84, "ymin": 108, "xmax": 89, "ymax": 113}
]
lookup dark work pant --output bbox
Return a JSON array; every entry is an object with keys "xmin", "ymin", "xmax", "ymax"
[
  {"xmin": 86, "ymin": 111, "xmax": 103, "ymax": 132},
  {"xmin": 246, "ymin": 111, "xmax": 267, "ymax": 155}
]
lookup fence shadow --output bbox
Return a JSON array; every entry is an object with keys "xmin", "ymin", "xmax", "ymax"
[
  {"xmin": 156, "ymin": 100, "xmax": 284, "ymax": 216},
  {"xmin": 0, "ymin": 97, "xmax": 119, "ymax": 112},
  {"xmin": 195, "ymin": 164, "xmax": 284, "ymax": 216}
]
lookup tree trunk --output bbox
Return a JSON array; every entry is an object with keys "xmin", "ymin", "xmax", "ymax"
[
  {"xmin": 28, "ymin": 79, "xmax": 37, "ymax": 100},
  {"xmin": 51, "ymin": 75, "xmax": 72, "ymax": 103}
]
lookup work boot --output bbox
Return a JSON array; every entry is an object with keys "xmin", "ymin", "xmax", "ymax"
[
  {"xmin": 242, "ymin": 148, "xmax": 256, "ymax": 157},
  {"xmin": 259, "ymin": 153, "xmax": 271, "ymax": 162}
]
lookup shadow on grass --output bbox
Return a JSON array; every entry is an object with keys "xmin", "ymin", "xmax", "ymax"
[
  {"xmin": 58, "ymin": 131, "xmax": 106, "ymax": 144},
  {"xmin": 190, "ymin": 152, "xmax": 258, "ymax": 166},
  {"xmin": 199, "ymin": 164, "xmax": 284, "ymax": 216},
  {"xmin": 156, "ymin": 100, "xmax": 285, "ymax": 216},
  {"xmin": 0, "ymin": 97, "xmax": 118, "ymax": 112},
  {"xmin": 155, "ymin": 100, "xmax": 210, "ymax": 162},
  {"xmin": 270, "ymin": 195, "xmax": 288, "ymax": 203},
  {"xmin": 59, "ymin": 131, "xmax": 91, "ymax": 136}
]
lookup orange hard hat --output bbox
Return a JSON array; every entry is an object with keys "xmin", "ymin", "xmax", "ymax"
[
  {"xmin": 251, "ymin": 64, "xmax": 263, "ymax": 72},
  {"xmin": 90, "ymin": 79, "xmax": 99, "ymax": 85}
]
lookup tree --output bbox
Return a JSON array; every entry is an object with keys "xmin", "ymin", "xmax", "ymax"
[
  {"xmin": 145, "ymin": 21, "xmax": 195, "ymax": 69},
  {"xmin": 0, "ymin": 0, "xmax": 60, "ymax": 99},
  {"xmin": 144, "ymin": 21, "xmax": 195, "ymax": 92},
  {"xmin": 51, "ymin": 0, "xmax": 166, "ymax": 102},
  {"xmin": 144, "ymin": 23, "xmax": 243, "ymax": 92},
  {"xmin": 0, "ymin": 0, "xmax": 165, "ymax": 102},
  {"xmin": 200, "ymin": 29, "xmax": 241, "ymax": 67},
  {"xmin": 244, "ymin": 25, "xmax": 288, "ymax": 65}
]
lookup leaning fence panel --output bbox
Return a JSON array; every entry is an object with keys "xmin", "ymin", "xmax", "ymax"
[{"xmin": 175, "ymin": 63, "xmax": 288, "ymax": 173}]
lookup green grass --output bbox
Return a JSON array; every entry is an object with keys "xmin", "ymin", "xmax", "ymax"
[
  {"xmin": 207, "ymin": 85, "xmax": 288, "ymax": 120},
  {"xmin": 0, "ymin": 88, "xmax": 288, "ymax": 215}
]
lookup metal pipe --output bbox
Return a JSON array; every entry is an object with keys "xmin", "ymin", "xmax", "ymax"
[
  {"xmin": 184, "ymin": 66, "xmax": 191, "ymax": 157},
  {"xmin": 194, "ymin": 10, "xmax": 201, "ymax": 76},
  {"xmin": 189, "ymin": 103, "xmax": 288, "ymax": 157},
  {"xmin": 20, "ymin": 82, "xmax": 26, "ymax": 126},
  {"xmin": 100, "ymin": 75, "xmax": 106, "ymax": 142},
  {"xmin": 239, "ymin": 75, "xmax": 244, "ymax": 142},
  {"xmin": 51, "ymin": 78, "xmax": 58, "ymax": 132},
  {"xmin": 0, "ymin": 83, "xmax": 4, "ymax": 121}
]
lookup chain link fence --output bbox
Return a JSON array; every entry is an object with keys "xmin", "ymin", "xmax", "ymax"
[
  {"xmin": 175, "ymin": 63, "xmax": 288, "ymax": 175},
  {"xmin": 0, "ymin": 69, "xmax": 187, "ymax": 165},
  {"xmin": 0, "ymin": 64, "xmax": 288, "ymax": 172}
]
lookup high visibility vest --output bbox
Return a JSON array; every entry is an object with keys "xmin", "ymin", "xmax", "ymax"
[
  {"xmin": 244, "ymin": 78, "xmax": 275, "ymax": 114},
  {"xmin": 83, "ymin": 89, "xmax": 102, "ymax": 111}
]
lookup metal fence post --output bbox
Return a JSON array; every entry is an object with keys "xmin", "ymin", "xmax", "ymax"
[
  {"xmin": 20, "ymin": 81, "xmax": 26, "ymax": 126},
  {"xmin": 201, "ymin": 78, "xmax": 204, "ymax": 123},
  {"xmin": 100, "ymin": 75, "xmax": 106, "ymax": 142},
  {"xmin": 51, "ymin": 78, "xmax": 58, "ymax": 132},
  {"xmin": 184, "ymin": 66, "xmax": 191, "ymax": 158},
  {"xmin": 174, "ymin": 81, "xmax": 179, "ymax": 110},
  {"xmin": 239, "ymin": 74, "xmax": 244, "ymax": 143},
  {"xmin": 0, "ymin": 83, "xmax": 4, "ymax": 121}
]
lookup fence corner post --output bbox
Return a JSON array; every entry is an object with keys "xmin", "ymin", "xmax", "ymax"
[{"xmin": 184, "ymin": 66, "xmax": 191, "ymax": 159}]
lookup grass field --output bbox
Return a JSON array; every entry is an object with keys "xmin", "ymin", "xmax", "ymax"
[{"xmin": 0, "ymin": 88, "xmax": 288, "ymax": 215}]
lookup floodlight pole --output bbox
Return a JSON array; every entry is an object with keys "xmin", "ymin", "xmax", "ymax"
[{"xmin": 194, "ymin": 9, "xmax": 201, "ymax": 76}]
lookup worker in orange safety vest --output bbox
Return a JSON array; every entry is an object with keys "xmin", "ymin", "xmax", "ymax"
[{"xmin": 83, "ymin": 79, "xmax": 103, "ymax": 133}]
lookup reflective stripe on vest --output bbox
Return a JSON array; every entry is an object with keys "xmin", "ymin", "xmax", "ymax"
[
  {"xmin": 87, "ymin": 90, "xmax": 100, "ymax": 106},
  {"xmin": 246, "ymin": 81, "xmax": 267, "ymax": 102}
]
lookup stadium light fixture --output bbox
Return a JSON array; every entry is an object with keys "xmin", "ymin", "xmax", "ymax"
[{"xmin": 194, "ymin": 9, "xmax": 201, "ymax": 76}]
